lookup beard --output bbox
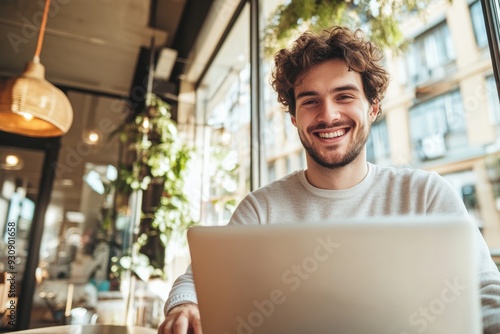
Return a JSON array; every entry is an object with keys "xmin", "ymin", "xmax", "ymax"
[{"xmin": 298, "ymin": 121, "xmax": 371, "ymax": 170}]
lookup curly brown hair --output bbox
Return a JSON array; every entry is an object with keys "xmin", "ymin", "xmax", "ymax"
[{"xmin": 271, "ymin": 26, "xmax": 390, "ymax": 117}]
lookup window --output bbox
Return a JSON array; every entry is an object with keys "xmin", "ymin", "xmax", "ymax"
[
  {"xmin": 406, "ymin": 22, "xmax": 456, "ymax": 85},
  {"xmin": 298, "ymin": 150, "xmax": 306, "ymax": 170},
  {"xmin": 487, "ymin": 75, "xmax": 500, "ymax": 124},
  {"xmin": 267, "ymin": 161, "xmax": 276, "ymax": 182},
  {"xmin": 286, "ymin": 156, "xmax": 293, "ymax": 174},
  {"xmin": 410, "ymin": 90, "xmax": 467, "ymax": 160},
  {"xmin": 284, "ymin": 114, "xmax": 294, "ymax": 140},
  {"xmin": 470, "ymin": 1, "xmax": 489, "ymax": 48},
  {"xmin": 197, "ymin": 4, "xmax": 251, "ymax": 225},
  {"xmin": 263, "ymin": 62, "xmax": 278, "ymax": 111},
  {"xmin": 265, "ymin": 113, "xmax": 277, "ymax": 147},
  {"xmin": 260, "ymin": 0, "xmax": 309, "ymax": 183},
  {"xmin": 442, "ymin": 170, "xmax": 483, "ymax": 228},
  {"xmin": 366, "ymin": 119, "xmax": 390, "ymax": 163}
]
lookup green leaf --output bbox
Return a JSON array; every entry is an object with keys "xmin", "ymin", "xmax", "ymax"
[
  {"xmin": 112, "ymin": 93, "xmax": 197, "ymax": 278},
  {"xmin": 263, "ymin": 0, "xmax": 433, "ymax": 57}
]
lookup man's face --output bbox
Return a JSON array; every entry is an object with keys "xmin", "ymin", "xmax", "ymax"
[{"xmin": 291, "ymin": 59, "xmax": 379, "ymax": 170}]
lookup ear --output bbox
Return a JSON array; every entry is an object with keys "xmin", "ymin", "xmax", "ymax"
[
  {"xmin": 369, "ymin": 100, "xmax": 380, "ymax": 122},
  {"xmin": 290, "ymin": 115, "xmax": 297, "ymax": 127}
]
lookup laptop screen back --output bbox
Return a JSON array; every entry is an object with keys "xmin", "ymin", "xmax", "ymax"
[{"xmin": 188, "ymin": 216, "xmax": 482, "ymax": 334}]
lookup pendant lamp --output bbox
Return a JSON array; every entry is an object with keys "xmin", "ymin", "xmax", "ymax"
[{"xmin": 0, "ymin": 0, "xmax": 73, "ymax": 137}]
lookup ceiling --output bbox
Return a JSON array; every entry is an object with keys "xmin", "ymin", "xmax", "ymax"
[{"xmin": 0, "ymin": 0, "xmax": 215, "ymax": 101}]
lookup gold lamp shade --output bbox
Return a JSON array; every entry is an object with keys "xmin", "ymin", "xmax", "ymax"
[{"xmin": 0, "ymin": 59, "xmax": 73, "ymax": 137}]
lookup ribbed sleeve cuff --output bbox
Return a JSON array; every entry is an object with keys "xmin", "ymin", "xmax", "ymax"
[{"xmin": 164, "ymin": 292, "xmax": 198, "ymax": 315}]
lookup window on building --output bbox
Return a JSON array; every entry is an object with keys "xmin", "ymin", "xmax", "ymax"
[
  {"xmin": 286, "ymin": 156, "xmax": 293, "ymax": 174},
  {"xmin": 487, "ymin": 75, "xmax": 500, "ymax": 124},
  {"xmin": 442, "ymin": 170, "xmax": 483, "ymax": 228},
  {"xmin": 367, "ymin": 118, "xmax": 390, "ymax": 164},
  {"xmin": 406, "ymin": 22, "xmax": 456, "ymax": 85},
  {"xmin": 265, "ymin": 112, "xmax": 277, "ymax": 148},
  {"xmin": 267, "ymin": 161, "xmax": 276, "ymax": 182},
  {"xmin": 410, "ymin": 90, "xmax": 467, "ymax": 160},
  {"xmin": 284, "ymin": 114, "xmax": 294, "ymax": 140},
  {"xmin": 263, "ymin": 63, "xmax": 278, "ymax": 111},
  {"xmin": 470, "ymin": 0, "xmax": 489, "ymax": 48},
  {"xmin": 298, "ymin": 150, "xmax": 306, "ymax": 170}
]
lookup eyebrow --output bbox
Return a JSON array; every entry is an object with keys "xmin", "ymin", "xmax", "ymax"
[{"xmin": 296, "ymin": 84, "xmax": 361, "ymax": 100}]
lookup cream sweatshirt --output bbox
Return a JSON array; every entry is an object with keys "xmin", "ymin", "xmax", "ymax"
[{"xmin": 165, "ymin": 163, "xmax": 500, "ymax": 333}]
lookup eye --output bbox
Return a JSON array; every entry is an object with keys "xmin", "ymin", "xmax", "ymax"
[
  {"xmin": 337, "ymin": 94, "xmax": 354, "ymax": 100},
  {"xmin": 301, "ymin": 99, "xmax": 317, "ymax": 106}
]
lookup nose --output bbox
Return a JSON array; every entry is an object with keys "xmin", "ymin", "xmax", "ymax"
[{"xmin": 316, "ymin": 100, "xmax": 341, "ymax": 123}]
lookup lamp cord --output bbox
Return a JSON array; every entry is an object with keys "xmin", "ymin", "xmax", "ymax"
[{"xmin": 34, "ymin": 0, "xmax": 51, "ymax": 62}]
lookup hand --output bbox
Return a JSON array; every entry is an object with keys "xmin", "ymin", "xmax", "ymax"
[{"xmin": 158, "ymin": 303, "xmax": 203, "ymax": 334}]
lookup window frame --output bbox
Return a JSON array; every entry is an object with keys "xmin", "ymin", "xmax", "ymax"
[{"xmin": 470, "ymin": 0, "xmax": 489, "ymax": 48}]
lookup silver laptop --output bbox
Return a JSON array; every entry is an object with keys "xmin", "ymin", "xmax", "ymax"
[{"xmin": 188, "ymin": 215, "xmax": 482, "ymax": 334}]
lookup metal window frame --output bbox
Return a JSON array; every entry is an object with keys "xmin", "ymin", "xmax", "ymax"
[
  {"xmin": 0, "ymin": 131, "xmax": 60, "ymax": 330},
  {"xmin": 249, "ymin": 0, "xmax": 264, "ymax": 190}
]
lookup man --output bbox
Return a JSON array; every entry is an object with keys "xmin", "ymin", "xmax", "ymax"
[{"xmin": 158, "ymin": 26, "xmax": 500, "ymax": 334}]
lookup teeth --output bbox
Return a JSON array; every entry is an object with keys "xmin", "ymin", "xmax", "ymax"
[{"xmin": 318, "ymin": 130, "xmax": 345, "ymax": 138}]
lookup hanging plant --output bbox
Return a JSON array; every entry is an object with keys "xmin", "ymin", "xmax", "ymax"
[
  {"xmin": 263, "ymin": 0, "xmax": 436, "ymax": 57},
  {"xmin": 113, "ymin": 93, "xmax": 196, "ymax": 280}
]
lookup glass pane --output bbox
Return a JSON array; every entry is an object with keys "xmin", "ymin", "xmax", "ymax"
[
  {"xmin": 260, "ymin": 0, "xmax": 305, "ymax": 183},
  {"xmin": 487, "ymin": 75, "xmax": 500, "ymax": 125},
  {"xmin": 197, "ymin": 4, "xmax": 251, "ymax": 226},
  {"xmin": 254, "ymin": 0, "xmax": 500, "ymax": 253},
  {"xmin": 367, "ymin": 119, "xmax": 391, "ymax": 164},
  {"xmin": 470, "ymin": 0, "xmax": 489, "ymax": 48},
  {"xmin": 0, "ymin": 146, "xmax": 44, "ymax": 330},
  {"xmin": 29, "ymin": 91, "xmax": 128, "ymax": 328}
]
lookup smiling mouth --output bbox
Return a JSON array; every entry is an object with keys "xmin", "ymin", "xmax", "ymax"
[{"xmin": 316, "ymin": 129, "xmax": 347, "ymax": 139}]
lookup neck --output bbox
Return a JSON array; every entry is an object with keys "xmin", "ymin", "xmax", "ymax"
[{"xmin": 304, "ymin": 154, "xmax": 369, "ymax": 190}]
